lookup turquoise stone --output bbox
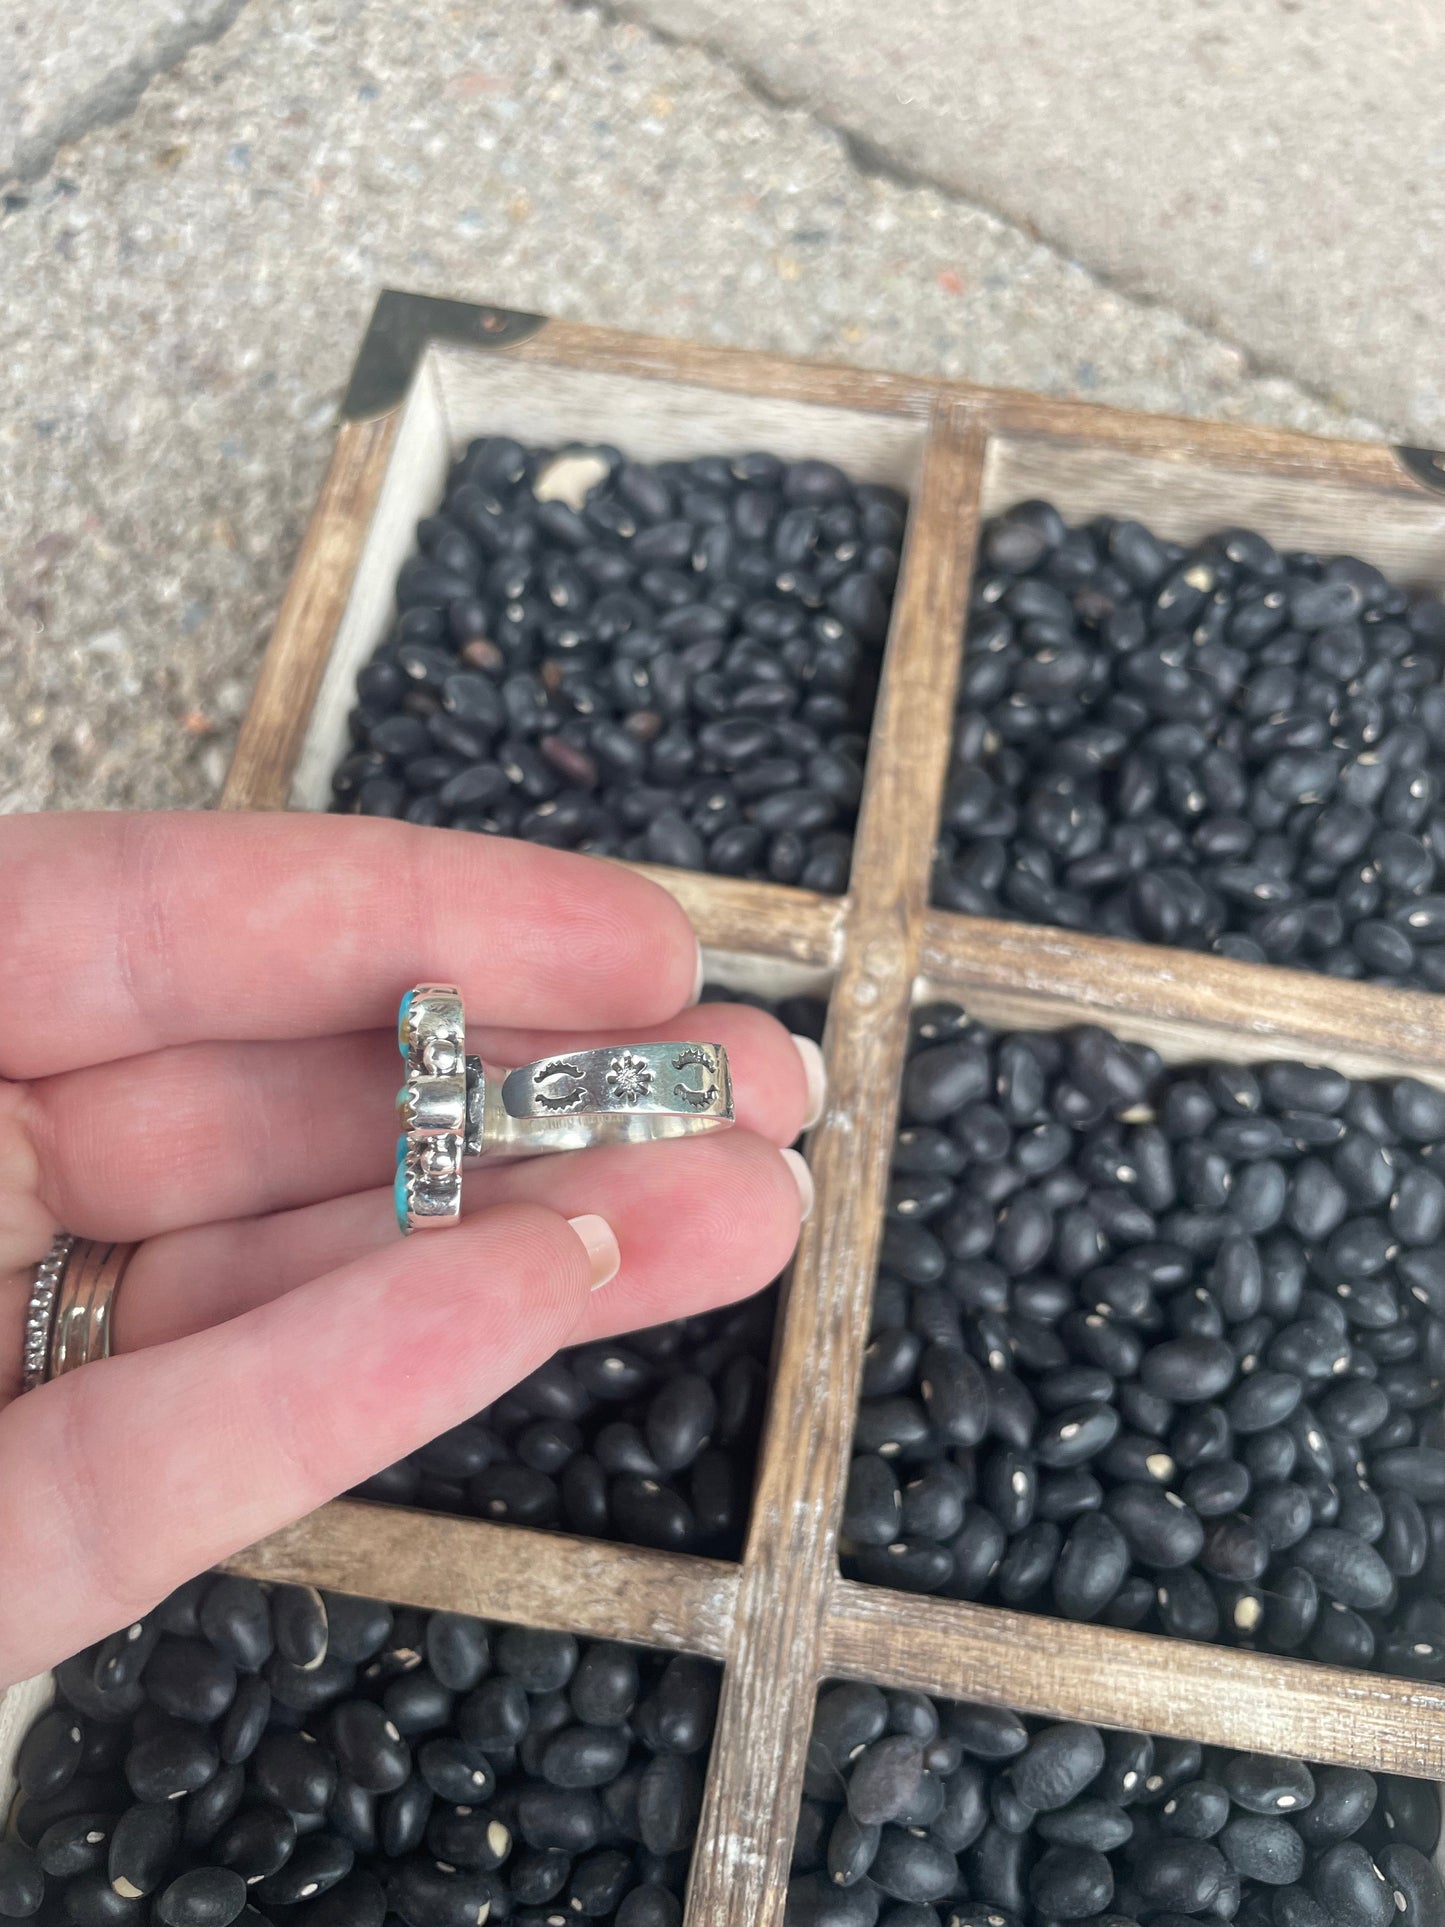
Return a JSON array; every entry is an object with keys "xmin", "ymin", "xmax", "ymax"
[
  {"xmin": 394, "ymin": 1154, "xmax": 410, "ymax": 1233},
  {"xmin": 397, "ymin": 989, "xmax": 414, "ymax": 1058}
]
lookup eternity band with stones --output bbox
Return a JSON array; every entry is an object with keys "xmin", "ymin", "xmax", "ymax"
[{"xmin": 395, "ymin": 983, "xmax": 735, "ymax": 1235}]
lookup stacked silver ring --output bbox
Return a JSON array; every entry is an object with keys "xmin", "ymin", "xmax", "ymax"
[
  {"xmin": 395, "ymin": 983, "xmax": 734, "ymax": 1234},
  {"xmin": 21, "ymin": 1233, "xmax": 75, "ymax": 1392}
]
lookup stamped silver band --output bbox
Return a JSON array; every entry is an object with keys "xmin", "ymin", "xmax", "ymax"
[{"xmin": 395, "ymin": 984, "xmax": 733, "ymax": 1234}]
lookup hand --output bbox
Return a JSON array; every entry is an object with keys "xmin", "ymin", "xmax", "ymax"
[{"xmin": 0, "ymin": 813, "xmax": 819, "ymax": 1685}]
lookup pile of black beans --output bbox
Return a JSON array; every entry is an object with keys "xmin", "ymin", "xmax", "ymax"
[
  {"xmin": 934, "ymin": 501, "xmax": 1445, "ymax": 988},
  {"xmin": 788, "ymin": 1688, "xmax": 1444, "ymax": 1927},
  {"xmin": 332, "ymin": 436, "xmax": 906, "ymax": 891},
  {"xmin": 0, "ymin": 1580, "xmax": 716, "ymax": 1927},
  {"xmin": 350, "ymin": 987, "xmax": 823, "ymax": 1558},
  {"xmin": 846, "ymin": 1003, "xmax": 1445, "ymax": 1679}
]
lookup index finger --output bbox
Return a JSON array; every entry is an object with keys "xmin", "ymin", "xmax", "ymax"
[{"xmin": 0, "ymin": 812, "xmax": 701, "ymax": 1078}]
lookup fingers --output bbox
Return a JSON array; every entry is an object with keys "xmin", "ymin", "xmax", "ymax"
[
  {"xmin": 113, "ymin": 1129, "xmax": 808, "ymax": 1353},
  {"xmin": 0, "ymin": 813, "xmax": 702, "ymax": 1079},
  {"xmin": 24, "ymin": 1004, "xmax": 819, "ymax": 1242},
  {"xmin": 0, "ymin": 1203, "xmax": 605, "ymax": 1685}
]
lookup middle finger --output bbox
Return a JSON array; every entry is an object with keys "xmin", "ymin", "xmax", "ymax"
[{"xmin": 27, "ymin": 1005, "xmax": 822, "ymax": 1241}]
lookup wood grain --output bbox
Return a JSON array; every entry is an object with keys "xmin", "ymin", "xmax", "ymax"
[
  {"xmin": 920, "ymin": 911, "xmax": 1445, "ymax": 1085},
  {"xmin": 222, "ymin": 1500, "xmax": 739, "ymax": 1661},
  {"xmin": 499, "ymin": 319, "xmax": 934, "ymax": 426},
  {"xmin": 826, "ymin": 1581, "xmax": 1445, "ymax": 1779},
  {"xmin": 684, "ymin": 403, "xmax": 985, "ymax": 1927},
  {"xmin": 222, "ymin": 411, "xmax": 400, "ymax": 811},
  {"xmin": 623, "ymin": 865, "xmax": 843, "ymax": 974}
]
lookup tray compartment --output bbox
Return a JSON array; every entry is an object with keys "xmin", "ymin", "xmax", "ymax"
[
  {"xmin": 292, "ymin": 346, "xmax": 930, "ymax": 905},
  {"xmin": 787, "ymin": 1674, "xmax": 1445, "ymax": 1925},
  {"xmin": 933, "ymin": 428, "xmax": 1445, "ymax": 990},
  {"xmin": 2, "ymin": 1584, "xmax": 723, "ymax": 1927},
  {"xmin": 841, "ymin": 980, "xmax": 1445, "ymax": 1682}
]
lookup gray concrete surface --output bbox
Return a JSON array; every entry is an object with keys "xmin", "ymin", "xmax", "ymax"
[
  {"xmin": 614, "ymin": 0, "xmax": 1445, "ymax": 446},
  {"xmin": 0, "ymin": 0, "xmax": 246, "ymax": 184},
  {"xmin": 0, "ymin": 0, "xmax": 1395, "ymax": 813}
]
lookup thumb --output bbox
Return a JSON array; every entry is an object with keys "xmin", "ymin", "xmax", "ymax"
[{"xmin": 0, "ymin": 1203, "xmax": 615, "ymax": 1685}]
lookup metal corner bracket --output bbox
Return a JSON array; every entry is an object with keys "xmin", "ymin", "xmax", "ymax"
[
  {"xmin": 341, "ymin": 290, "xmax": 547, "ymax": 421},
  {"xmin": 1393, "ymin": 446, "xmax": 1445, "ymax": 497}
]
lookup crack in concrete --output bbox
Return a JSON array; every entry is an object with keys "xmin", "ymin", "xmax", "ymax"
[
  {"xmin": 2, "ymin": 0, "xmax": 253, "ymax": 188},
  {"xmin": 581, "ymin": 0, "xmax": 1384, "ymax": 437}
]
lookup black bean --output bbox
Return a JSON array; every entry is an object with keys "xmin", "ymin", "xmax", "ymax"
[
  {"xmin": 1029, "ymin": 1843, "xmax": 1115, "ymax": 1917},
  {"xmin": 144, "ymin": 1641, "xmax": 237, "ymax": 1726},
  {"xmin": 1133, "ymin": 1838, "xmax": 1228, "ymax": 1911},
  {"xmin": 636, "ymin": 1753, "xmax": 702, "ymax": 1855},
  {"xmin": 1159, "ymin": 1779, "xmax": 1231, "ymax": 1840},
  {"xmin": 381, "ymin": 1668, "xmax": 452, "ymax": 1735},
  {"xmin": 212, "ymin": 1805, "xmax": 295, "ymax": 1882},
  {"xmin": 385, "ymin": 1859, "xmax": 499, "ymax": 1927},
  {"xmin": 152, "ymin": 1867, "xmax": 248, "ymax": 1927},
  {"xmin": 1223, "ymin": 1755, "xmax": 1316, "ymax": 1815},
  {"xmin": 0, "ymin": 1841, "xmax": 44, "ymax": 1919},
  {"xmin": 1373, "ymin": 1448, "xmax": 1445, "ymax": 1501},
  {"xmin": 250, "ymin": 1731, "xmax": 334, "ymax": 1815},
  {"xmin": 17, "ymin": 1707, "xmax": 84, "ymax": 1800},
  {"xmin": 1293, "ymin": 1529, "xmax": 1395, "ymax": 1609},
  {"xmin": 34, "ymin": 1813, "xmax": 112, "ymax": 1880},
  {"xmin": 1377, "ymin": 1845, "xmax": 1445, "ymax": 1927},
  {"xmin": 271, "ymin": 1587, "xmax": 328, "ymax": 1671},
  {"xmin": 846, "ymin": 1736, "xmax": 926, "ymax": 1827},
  {"xmin": 1221, "ymin": 1815, "xmax": 1307, "ymax": 1886},
  {"xmin": 1294, "ymin": 1767, "xmax": 1379, "ymax": 1847},
  {"xmin": 1009, "ymin": 1723, "xmax": 1105, "ymax": 1812},
  {"xmin": 378, "ymin": 1778, "xmax": 432, "ymax": 1858},
  {"xmin": 326, "ymin": 1701, "xmax": 411, "ymax": 1794},
  {"xmin": 1105, "ymin": 1483, "xmax": 1205, "ymax": 1568},
  {"xmin": 125, "ymin": 1721, "xmax": 219, "ymax": 1803},
  {"xmin": 1309, "ymin": 1843, "xmax": 1397, "ymax": 1927},
  {"xmin": 303, "ymin": 1870, "xmax": 388, "ymax": 1927}
]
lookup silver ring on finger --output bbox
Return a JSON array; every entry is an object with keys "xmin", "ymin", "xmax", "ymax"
[{"xmin": 394, "ymin": 983, "xmax": 734, "ymax": 1234}]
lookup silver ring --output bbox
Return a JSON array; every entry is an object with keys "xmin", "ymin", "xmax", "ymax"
[
  {"xmin": 21, "ymin": 1234, "xmax": 74, "ymax": 1392},
  {"xmin": 394, "ymin": 983, "xmax": 734, "ymax": 1234}
]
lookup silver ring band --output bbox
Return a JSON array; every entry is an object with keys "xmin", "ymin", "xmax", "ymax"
[
  {"xmin": 21, "ymin": 1234, "xmax": 74, "ymax": 1392},
  {"xmin": 395, "ymin": 984, "xmax": 734, "ymax": 1234}
]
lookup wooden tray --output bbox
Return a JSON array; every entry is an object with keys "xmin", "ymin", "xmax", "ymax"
[{"xmin": 9, "ymin": 291, "xmax": 1445, "ymax": 1924}]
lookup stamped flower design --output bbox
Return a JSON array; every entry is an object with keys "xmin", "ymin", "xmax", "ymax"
[{"xmin": 606, "ymin": 1050, "xmax": 654, "ymax": 1106}]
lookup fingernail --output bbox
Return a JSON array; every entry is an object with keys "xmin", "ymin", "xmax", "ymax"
[
  {"xmin": 791, "ymin": 1033, "xmax": 827, "ymax": 1130},
  {"xmin": 691, "ymin": 940, "xmax": 707, "ymax": 1005},
  {"xmin": 781, "ymin": 1148, "xmax": 815, "ymax": 1222},
  {"xmin": 567, "ymin": 1214, "xmax": 621, "ymax": 1291}
]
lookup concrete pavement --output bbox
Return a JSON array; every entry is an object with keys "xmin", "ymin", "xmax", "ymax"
[{"xmin": 0, "ymin": 0, "xmax": 1405, "ymax": 812}]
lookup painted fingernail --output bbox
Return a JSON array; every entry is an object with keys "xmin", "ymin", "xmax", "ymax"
[
  {"xmin": 691, "ymin": 940, "xmax": 707, "ymax": 1005},
  {"xmin": 791, "ymin": 1033, "xmax": 827, "ymax": 1130},
  {"xmin": 567, "ymin": 1214, "xmax": 621, "ymax": 1291},
  {"xmin": 781, "ymin": 1148, "xmax": 815, "ymax": 1222}
]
